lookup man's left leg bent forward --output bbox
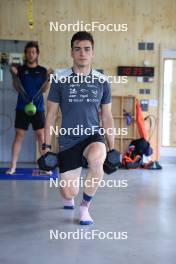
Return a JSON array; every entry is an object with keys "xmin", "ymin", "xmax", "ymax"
[{"xmin": 59, "ymin": 141, "xmax": 106, "ymax": 225}]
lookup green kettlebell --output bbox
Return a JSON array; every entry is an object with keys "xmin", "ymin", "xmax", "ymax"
[{"xmin": 24, "ymin": 102, "xmax": 36, "ymax": 116}]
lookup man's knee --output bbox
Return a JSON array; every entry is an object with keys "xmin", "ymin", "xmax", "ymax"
[
  {"xmin": 60, "ymin": 187, "xmax": 79, "ymax": 200},
  {"xmin": 88, "ymin": 158, "xmax": 104, "ymax": 173},
  {"xmin": 35, "ymin": 130, "xmax": 44, "ymax": 142},
  {"xmin": 86, "ymin": 144, "xmax": 106, "ymax": 171},
  {"xmin": 15, "ymin": 130, "xmax": 25, "ymax": 142}
]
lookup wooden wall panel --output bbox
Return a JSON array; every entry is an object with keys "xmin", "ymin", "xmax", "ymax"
[{"xmin": 0, "ymin": 0, "xmax": 176, "ymax": 159}]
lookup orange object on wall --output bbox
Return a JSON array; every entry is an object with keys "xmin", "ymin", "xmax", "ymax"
[{"xmin": 136, "ymin": 99, "xmax": 148, "ymax": 140}]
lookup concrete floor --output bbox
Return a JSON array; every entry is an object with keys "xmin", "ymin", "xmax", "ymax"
[{"xmin": 0, "ymin": 162, "xmax": 176, "ymax": 264}]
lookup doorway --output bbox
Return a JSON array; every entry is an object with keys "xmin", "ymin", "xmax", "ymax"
[{"xmin": 160, "ymin": 48, "xmax": 176, "ymax": 158}]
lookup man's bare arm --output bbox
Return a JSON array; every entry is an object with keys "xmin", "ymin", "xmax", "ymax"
[
  {"xmin": 101, "ymin": 103, "xmax": 115, "ymax": 151},
  {"xmin": 42, "ymin": 68, "xmax": 54, "ymax": 93},
  {"xmin": 44, "ymin": 100, "xmax": 59, "ymax": 148},
  {"xmin": 10, "ymin": 66, "xmax": 21, "ymax": 92}
]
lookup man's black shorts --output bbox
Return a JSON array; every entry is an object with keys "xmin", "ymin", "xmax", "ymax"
[
  {"xmin": 15, "ymin": 110, "xmax": 45, "ymax": 130},
  {"xmin": 58, "ymin": 133, "xmax": 106, "ymax": 173}
]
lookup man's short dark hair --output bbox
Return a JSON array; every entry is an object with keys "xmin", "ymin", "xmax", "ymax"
[
  {"xmin": 24, "ymin": 41, "xmax": 39, "ymax": 54},
  {"xmin": 71, "ymin": 31, "xmax": 94, "ymax": 49}
]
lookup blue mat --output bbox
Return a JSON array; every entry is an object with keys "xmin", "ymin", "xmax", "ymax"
[{"xmin": 0, "ymin": 168, "xmax": 59, "ymax": 180}]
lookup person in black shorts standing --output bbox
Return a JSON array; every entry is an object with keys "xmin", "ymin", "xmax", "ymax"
[
  {"xmin": 6, "ymin": 41, "xmax": 52, "ymax": 174},
  {"xmin": 44, "ymin": 31, "xmax": 115, "ymax": 225}
]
